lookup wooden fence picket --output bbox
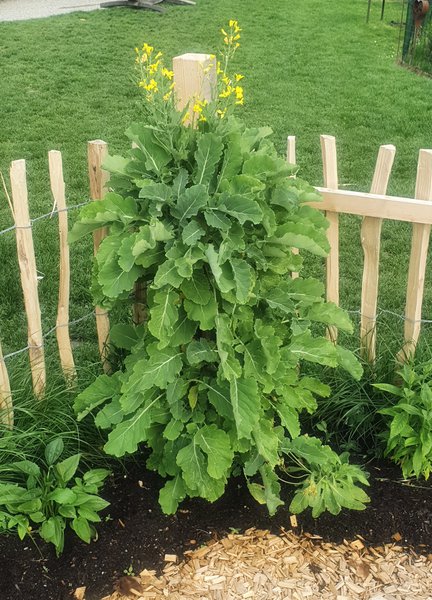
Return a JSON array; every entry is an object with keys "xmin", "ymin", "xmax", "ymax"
[
  {"xmin": 286, "ymin": 135, "xmax": 300, "ymax": 280},
  {"xmin": 48, "ymin": 150, "xmax": 77, "ymax": 383},
  {"xmin": 398, "ymin": 149, "xmax": 432, "ymax": 362},
  {"xmin": 10, "ymin": 159, "xmax": 46, "ymax": 398},
  {"xmin": 88, "ymin": 140, "xmax": 111, "ymax": 374},
  {"xmin": 286, "ymin": 136, "xmax": 296, "ymax": 165},
  {"xmin": 360, "ymin": 144, "xmax": 396, "ymax": 362},
  {"xmin": 320, "ymin": 135, "xmax": 339, "ymax": 342},
  {"xmin": 0, "ymin": 339, "xmax": 13, "ymax": 429}
]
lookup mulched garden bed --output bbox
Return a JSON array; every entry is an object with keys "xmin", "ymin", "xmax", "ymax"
[{"xmin": 1, "ymin": 459, "xmax": 431, "ymax": 600}]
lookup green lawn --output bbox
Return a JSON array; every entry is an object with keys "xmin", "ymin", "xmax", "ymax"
[{"xmin": 0, "ymin": 0, "xmax": 432, "ymax": 362}]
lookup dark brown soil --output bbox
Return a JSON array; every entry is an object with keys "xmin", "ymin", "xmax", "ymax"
[{"xmin": 1, "ymin": 459, "xmax": 431, "ymax": 600}]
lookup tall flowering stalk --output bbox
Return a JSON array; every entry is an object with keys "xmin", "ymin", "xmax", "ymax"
[{"xmin": 134, "ymin": 20, "xmax": 245, "ymax": 127}]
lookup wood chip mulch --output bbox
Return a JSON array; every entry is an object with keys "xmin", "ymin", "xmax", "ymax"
[{"xmin": 100, "ymin": 528, "xmax": 432, "ymax": 600}]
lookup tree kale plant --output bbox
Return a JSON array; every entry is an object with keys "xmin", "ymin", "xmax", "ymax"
[{"xmin": 71, "ymin": 22, "xmax": 369, "ymax": 518}]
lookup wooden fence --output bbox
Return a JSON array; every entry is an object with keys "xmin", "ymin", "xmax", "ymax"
[{"xmin": 0, "ymin": 53, "xmax": 432, "ymax": 430}]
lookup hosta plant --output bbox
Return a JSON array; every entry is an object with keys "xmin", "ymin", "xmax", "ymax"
[
  {"xmin": 71, "ymin": 22, "xmax": 368, "ymax": 518},
  {"xmin": 375, "ymin": 360, "xmax": 432, "ymax": 479},
  {"xmin": 0, "ymin": 438, "xmax": 110, "ymax": 555}
]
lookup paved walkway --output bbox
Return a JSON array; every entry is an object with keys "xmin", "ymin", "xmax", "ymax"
[{"xmin": 0, "ymin": 0, "xmax": 101, "ymax": 22}]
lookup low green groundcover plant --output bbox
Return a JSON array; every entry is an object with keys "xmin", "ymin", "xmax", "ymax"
[
  {"xmin": 375, "ymin": 360, "xmax": 432, "ymax": 480},
  {"xmin": 0, "ymin": 438, "xmax": 110, "ymax": 555},
  {"xmin": 71, "ymin": 22, "xmax": 369, "ymax": 519}
]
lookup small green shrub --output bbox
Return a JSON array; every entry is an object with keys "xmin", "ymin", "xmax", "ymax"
[
  {"xmin": 71, "ymin": 23, "xmax": 369, "ymax": 518},
  {"xmin": 376, "ymin": 361, "xmax": 432, "ymax": 480},
  {"xmin": 0, "ymin": 438, "xmax": 110, "ymax": 555}
]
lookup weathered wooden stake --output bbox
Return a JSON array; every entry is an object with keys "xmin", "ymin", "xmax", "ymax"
[
  {"xmin": 0, "ymin": 339, "xmax": 13, "ymax": 429},
  {"xmin": 320, "ymin": 135, "xmax": 339, "ymax": 342},
  {"xmin": 10, "ymin": 159, "xmax": 46, "ymax": 398},
  {"xmin": 286, "ymin": 135, "xmax": 299, "ymax": 279},
  {"xmin": 49, "ymin": 150, "xmax": 77, "ymax": 383},
  {"xmin": 398, "ymin": 149, "xmax": 432, "ymax": 362},
  {"xmin": 360, "ymin": 144, "xmax": 396, "ymax": 363},
  {"xmin": 173, "ymin": 53, "xmax": 217, "ymax": 120},
  {"xmin": 88, "ymin": 140, "xmax": 111, "ymax": 374}
]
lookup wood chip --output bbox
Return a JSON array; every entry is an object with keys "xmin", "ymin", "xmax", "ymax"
[
  {"xmin": 164, "ymin": 554, "xmax": 177, "ymax": 563},
  {"xmin": 290, "ymin": 515, "xmax": 298, "ymax": 528},
  {"xmin": 392, "ymin": 532, "xmax": 402, "ymax": 542},
  {"xmin": 103, "ymin": 528, "xmax": 432, "ymax": 600},
  {"xmin": 74, "ymin": 587, "xmax": 86, "ymax": 600}
]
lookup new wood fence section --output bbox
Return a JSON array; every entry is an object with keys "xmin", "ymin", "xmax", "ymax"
[{"xmin": 0, "ymin": 53, "xmax": 431, "ymax": 430}]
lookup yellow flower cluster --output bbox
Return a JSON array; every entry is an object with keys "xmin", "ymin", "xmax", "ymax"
[
  {"xmin": 192, "ymin": 99, "xmax": 208, "ymax": 122},
  {"xmin": 221, "ymin": 19, "xmax": 241, "ymax": 48},
  {"xmin": 135, "ymin": 42, "xmax": 175, "ymax": 104}
]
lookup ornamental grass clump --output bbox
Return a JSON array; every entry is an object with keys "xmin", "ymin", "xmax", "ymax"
[{"xmin": 71, "ymin": 22, "xmax": 369, "ymax": 518}]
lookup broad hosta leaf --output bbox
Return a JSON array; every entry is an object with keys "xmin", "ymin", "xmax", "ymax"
[
  {"xmin": 44, "ymin": 438, "xmax": 64, "ymax": 466},
  {"xmin": 306, "ymin": 302, "xmax": 353, "ymax": 333},
  {"xmin": 171, "ymin": 184, "xmax": 209, "ymax": 224},
  {"xmin": 148, "ymin": 289, "xmax": 179, "ymax": 348},
  {"xmin": 184, "ymin": 295, "xmax": 218, "ymax": 331},
  {"xmin": 176, "ymin": 442, "xmax": 226, "ymax": 502},
  {"xmin": 289, "ymin": 331, "xmax": 338, "ymax": 367},
  {"xmin": 219, "ymin": 194, "xmax": 263, "ymax": 224},
  {"xmin": 230, "ymin": 378, "xmax": 261, "ymax": 439},
  {"xmin": 186, "ymin": 339, "xmax": 218, "ymax": 365},
  {"xmin": 194, "ymin": 133, "xmax": 224, "ymax": 186},
  {"xmin": 74, "ymin": 374, "xmax": 121, "ymax": 421},
  {"xmin": 230, "ymin": 258, "xmax": 255, "ymax": 304},
  {"xmin": 182, "ymin": 219, "xmax": 205, "ymax": 246},
  {"xmin": 104, "ymin": 393, "xmax": 161, "ymax": 456},
  {"xmin": 55, "ymin": 454, "xmax": 81, "ymax": 483},
  {"xmin": 159, "ymin": 474, "xmax": 186, "ymax": 514},
  {"xmin": 336, "ymin": 346, "xmax": 363, "ymax": 380},
  {"xmin": 195, "ymin": 425, "xmax": 234, "ymax": 479}
]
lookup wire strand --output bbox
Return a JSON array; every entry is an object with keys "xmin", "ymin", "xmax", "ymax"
[
  {"xmin": 1, "ymin": 311, "xmax": 96, "ymax": 362},
  {"xmin": 0, "ymin": 200, "xmax": 91, "ymax": 238}
]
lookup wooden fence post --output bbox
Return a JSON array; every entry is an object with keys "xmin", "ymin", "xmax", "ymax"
[
  {"xmin": 48, "ymin": 150, "xmax": 77, "ymax": 383},
  {"xmin": 398, "ymin": 149, "xmax": 432, "ymax": 362},
  {"xmin": 286, "ymin": 136, "xmax": 299, "ymax": 279},
  {"xmin": 320, "ymin": 135, "xmax": 339, "ymax": 342},
  {"xmin": 10, "ymin": 159, "xmax": 46, "ymax": 398},
  {"xmin": 88, "ymin": 140, "xmax": 111, "ymax": 374},
  {"xmin": 173, "ymin": 52, "xmax": 217, "ymax": 119},
  {"xmin": 0, "ymin": 339, "xmax": 13, "ymax": 429},
  {"xmin": 360, "ymin": 144, "xmax": 396, "ymax": 363}
]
